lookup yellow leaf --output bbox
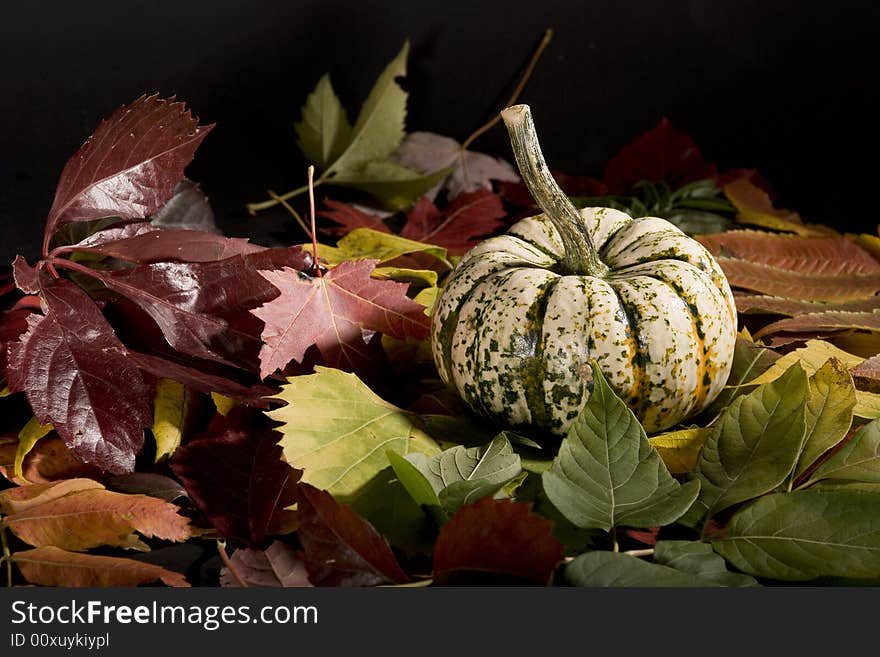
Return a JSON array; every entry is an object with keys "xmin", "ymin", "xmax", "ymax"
[
  {"xmin": 745, "ymin": 340, "xmax": 863, "ymax": 387},
  {"xmin": 413, "ymin": 286, "xmax": 441, "ymax": 316},
  {"xmin": 336, "ymin": 228, "xmax": 448, "ymax": 265},
  {"xmin": 14, "ymin": 418, "xmax": 53, "ymax": 482},
  {"xmin": 211, "ymin": 392, "xmax": 237, "ymax": 416},
  {"xmin": 854, "ymin": 390, "xmax": 880, "ymax": 420},
  {"xmin": 152, "ymin": 379, "xmax": 191, "ymax": 462},
  {"xmin": 648, "ymin": 428, "xmax": 711, "ymax": 474},
  {"xmin": 0, "ymin": 386, "xmax": 11, "ymax": 397},
  {"xmin": 848, "ymin": 232, "xmax": 880, "ymax": 261},
  {"xmin": 371, "ymin": 266, "xmax": 438, "ymax": 288},
  {"xmin": 267, "ymin": 367, "xmax": 440, "ymax": 499}
]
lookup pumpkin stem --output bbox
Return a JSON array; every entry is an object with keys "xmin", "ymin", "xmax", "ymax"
[{"xmin": 501, "ymin": 104, "xmax": 608, "ymax": 277}]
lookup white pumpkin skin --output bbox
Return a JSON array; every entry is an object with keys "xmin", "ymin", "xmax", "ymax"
[
  {"xmin": 431, "ymin": 206, "xmax": 737, "ymax": 435},
  {"xmin": 430, "ymin": 102, "xmax": 742, "ymax": 440}
]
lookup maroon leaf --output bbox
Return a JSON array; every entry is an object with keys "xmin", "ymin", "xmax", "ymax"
[
  {"xmin": 252, "ymin": 260, "xmax": 431, "ymax": 378},
  {"xmin": 169, "ymin": 408, "xmax": 300, "ymax": 546},
  {"xmin": 296, "ymin": 484, "xmax": 409, "ymax": 587},
  {"xmin": 1, "ymin": 305, "xmax": 36, "ymax": 383},
  {"xmin": 6, "ymin": 278, "xmax": 151, "ymax": 473},
  {"xmin": 602, "ymin": 117, "xmax": 717, "ymax": 194},
  {"xmin": 73, "ymin": 229, "xmax": 265, "ymax": 264},
  {"xmin": 0, "ymin": 271, "xmax": 15, "ymax": 299},
  {"xmin": 12, "ymin": 256, "xmax": 40, "ymax": 294},
  {"xmin": 43, "ymin": 95, "xmax": 213, "ymax": 248},
  {"xmin": 753, "ymin": 311, "xmax": 880, "ymax": 340},
  {"xmin": 221, "ymin": 541, "xmax": 312, "ymax": 587},
  {"xmin": 150, "ymin": 179, "xmax": 218, "ymax": 232},
  {"xmin": 400, "ymin": 190, "xmax": 507, "ymax": 255},
  {"xmin": 432, "ymin": 498, "xmax": 564, "ymax": 585},
  {"xmin": 71, "ymin": 246, "xmax": 310, "ymax": 370},
  {"xmin": 318, "ymin": 200, "xmax": 391, "ymax": 236}
]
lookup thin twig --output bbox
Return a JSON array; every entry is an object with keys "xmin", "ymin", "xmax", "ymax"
[
  {"xmin": 247, "ymin": 178, "xmax": 325, "ymax": 215},
  {"xmin": 460, "ymin": 27, "xmax": 554, "ymax": 152},
  {"xmin": 267, "ymin": 190, "xmax": 312, "ymax": 239},
  {"xmin": 217, "ymin": 539, "xmax": 248, "ymax": 588},
  {"xmin": 623, "ymin": 548, "xmax": 655, "ymax": 558},
  {"xmin": 307, "ymin": 166, "xmax": 323, "ymax": 278}
]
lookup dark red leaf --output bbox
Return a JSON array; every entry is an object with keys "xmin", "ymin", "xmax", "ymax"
[
  {"xmin": 74, "ymin": 229, "xmax": 265, "ymax": 264},
  {"xmin": 43, "ymin": 95, "xmax": 213, "ymax": 247},
  {"xmin": 6, "ymin": 278, "xmax": 151, "ymax": 473},
  {"xmin": 169, "ymin": 408, "xmax": 300, "ymax": 546},
  {"xmin": 400, "ymin": 190, "xmax": 507, "ymax": 255},
  {"xmin": 296, "ymin": 484, "xmax": 409, "ymax": 587},
  {"xmin": 221, "ymin": 541, "xmax": 313, "ymax": 587},
  {"xmin": 150, "ymin": 179, "xmax": 218, "ymax": 232},
  {"xmin": 432, "ymin": 498, "xmax": 564, "ymax": 585},
  {"xmin": 71, "ymin": 246, "xmax": 310, "ymax": 370},
  {"xmin": 318, "ymin": 200, "xmax": 391, "ymax": 236},
  {"xmin": 602, "ymin": 117, "xmax": 717, "ymax": 194},
  {"xmin": 12, "ymin": 256, "xmax": 40, "ymax": 294},
  {"xmin": 253, "ymin": 260, "xmax": 431, "ymax": 378},
  {"xmin": 1, "ymin": 305, "xmax": 36, "ymax": 383},
  {"xmin": 0, "ymin": 272, "xmax": 15, "ymax": 299}
]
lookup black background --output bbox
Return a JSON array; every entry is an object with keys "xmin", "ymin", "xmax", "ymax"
[{"xmin": 2, "ymin": 0, "xmax": 877, "ymax": 265}]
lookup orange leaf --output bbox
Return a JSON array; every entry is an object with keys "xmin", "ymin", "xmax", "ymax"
[
  {"xmin": 733, "ymin": 293, "xmax": 880, "ymax": 317},
  {"xmin": 12, "ymin": 546, "xmax": 189, "ymax": 587},
  {"xmin": 754, "ymin": 312, "xmax": 880, "ymax": 340},
  {"xmin": 0, "ymin": 478, "xmax": 103, "ymax": 515}
]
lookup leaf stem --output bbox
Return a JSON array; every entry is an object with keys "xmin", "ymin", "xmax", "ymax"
[
  {"xmin": 0, "ymin": 522, "xmax": 13, "ymax": 587},
  {"xmin": 267, "ymin": 191, "xmax": 312, "ymax": 240},
  {"xmin": 307, "ymin": 166, "xmax": 323, "ymax": 278},
  {"xmin": 501, "ymin": 104, "xmax": 608, "ymax": 277},
  {"xmin": 460, "ymin": 28, "xmax": 554, "ymax": 152},
  {"xmin": 216, "ymin": 539, "xmax": 248, "ymax": 587},
  {"xmin": 247, "ymin": 177, "xmax": 325, "ymax": 215},
  {"xmin": 623, "ymin": 548, "xmax": 655, "ymax": 558}
]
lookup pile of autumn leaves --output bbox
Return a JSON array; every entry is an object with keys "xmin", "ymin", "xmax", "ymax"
[{"xmin": 4, "ymin": 44, "xmax": 880, "ymax": 587}]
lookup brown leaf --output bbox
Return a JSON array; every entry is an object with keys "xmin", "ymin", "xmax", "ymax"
[
  {"xmin": 220, "ymin": 541, "xmax": 312, "ymax": 587},
  {"xmin": 432, "ymin": 498, "xmax": 564, "ymax": 585},
  {"xmin": 0, "ymin": 478, "xmax": 103, "ymax": 515},
  {"xmin": 3, "ymin": 486, "xmax": 191, "ymax": 551},
  {"xmin": 0, "ymin": 437, "xmax": 103, "ymax": 486},
  {"xmin": 754, "ymin": 312, "xmax": 880, "ymax": 340},
  {"xmin": 296, "ymin": 484, "xmax": 409, "ymax": 587},
  {"xmin": 44, "ymin": 95, "xmax": 212, "ymax": 243},
  {"xmin": 698, "ymin": 230, "xmax": 880, "ymax": 275},
  {"xmin": 13, "ymin": 546, "xmax": 189, "ymax": 587},
  {"xmin": 715, "ymin": 257, "xmax": 880, "ymax": 302},
  {"xmin": 733, "ymin": 293, "xmax": 880, "ymax": 317}
]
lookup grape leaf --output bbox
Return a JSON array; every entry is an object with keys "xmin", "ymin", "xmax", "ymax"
[
  {"xmin": 3, "ymin": 485, "xmax": 191, "ymax": 551},
  {"xmin": 252, "ymin": 260, "xmax": 431, "ymax": 378},
  {"xmin": 697, "ymin": 230, "xmax": 880, "ymax": 275},
  {"xmin": 295, "ymin": 74, "xmax": 353, "ymax": 170},
  {"xmin": 150, "ymin": 179, "xmax": 219, "ymax": 232},
  {"xmin": 712, "ymin": 490, "xmax": 880, "ymax": 581},
  {"xmin": 43, "ymin": 95, "xmax": 213, "ymax": 244},
  {"xmin": 318, "ymin": 200, "xmax": 391, "ymax": 236},
  {"xmin": 541, "ymin": 362, "xmax": 700, "ymax": 531},
  {"xmin": 295, "ymin": 483, "xmax": 409, "ymax": 586},
  {"xmin": 169, "ymin": 408, "xmax": 300, "ymax": 546},
  {"xmin": 6, "ymin": 278, "xmax": 152, "ymax": 474},
  {"xmin": 391, "ymin": 131, "xmax": 519, "ymax": 200},
  {"xmin": 399, "ymin": 190, "xmax": 507, "ymax": 256},
  {"xmin": 73, "ymin": 228, "xmax": 265, "ymax": 264},
  {"xmin": 432, "ymin": 498, "xmax": 564, "ymax": 585},
  {"xmin": 688, "ymin": 363, "xmax": 807, "ymax": 525},
  {"xmin": 221, "ymin": 541, "xmax": 312, "ymax": 587},
  {"xmin": 266, "ymin": 367, "xmax": 440, "ymax": 499},
  {"xmin": 715, "ymin": 257, "xmax": 880, "ymax": 302}
]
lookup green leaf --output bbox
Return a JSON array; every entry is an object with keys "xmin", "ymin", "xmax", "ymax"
[
  {"xmin": 371, "ymin": 267, "xmax": 438, "ymax": 288},
  {"xmin": 653, "ymin": 541, "xmax": 759, "ymax": 587},
  {"xmin": 541, "ymin": 362, "xmax": 700, "ymax": 531},
  {"xmin": 266, "ymin": 367, "xmax": 440, "ymax": 499},
  {"xmin": 699, "ymin": 334, "xmax": 780, "ymax": 420},
  {"xmin": 712, "ymin": 490, "xmax": 880, "ymax": 581},
  {"xmin": 687, "ymin": 362, "xmax": 807, "ymax": 527},
  {"xmin": 346, "ymin": 466, "xmax": 436, "ymax": 555},
  {"xmin": 802, "ymin": 419, "xmax": 880, "ymax": 487},
  {"xmin": 330, "ymin": 159, "xmax": 452, "ymax": 211},
  {"xmin": 295, "ymin": 74, "xmax": 353, "ymax": 169},
  {"xmin": 14, "ymin": 418, "xmax": 54, "ymax": 481},
  {"xmin": 386, "ymin": 451, "xmax": 444, "ymax": 522},
  {"xmin": 564, "ymin": 551, "xmax": 720, "ymax": 587},
  {"xmin": 391, "ymin": 435, "xmax": 523, "ymax": 517},
  {"xmin": 793, "ymin": 358, "xmax": 856, "ymax": 481}
]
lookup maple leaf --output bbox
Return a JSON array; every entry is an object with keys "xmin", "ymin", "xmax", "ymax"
[
  {"xmin": 6, "ymin": 278, "xmax": 151, "ymax": 474},
  {"xmin": 399, "ymin": 189, "xmax": 508, "ymax": 256},
  {"xmin": 295, "ymin": 484, "xmax": 409, "ymax": 586},
  {"xmin": 391, "ymin": 131, "xmax": 520, "ymax": 200},
  {"xmin": 43, "ymin": 95, "xmax": 213, "ymax": 250},
  {"xmin": 318, "ymin": 200, "xmax": 391, "ymax": 236},
  {"xmin": 252, "ymin": 260, "xmax": 431, "ymax": 378},
  {"xmin": 432, "ymin": 498, "xmax": 564, "ymax": 585},
  {"xmin": 169, "ymin": 408, "xmax": 300, "ymax": 547}
]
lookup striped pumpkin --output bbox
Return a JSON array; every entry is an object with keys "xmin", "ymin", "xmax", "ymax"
[{"xmin": 430, "ymin": 105, "xmax": 737, "ymax": 435}]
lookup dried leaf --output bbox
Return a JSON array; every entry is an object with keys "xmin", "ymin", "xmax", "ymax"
[
  {"xmin": 151, "ymin": 378, "xmax": 193, "ymax": 462},
  {"xmin": 318, "ymin": 200, "xmax": 391, "ymax": 236},
  {"xmin": 0, "ymin": 437, "xmax": 102, "ymax": 486},
  {"xmin": 733, "ymin": 293, "xmax": 880, "ymax": 317},
  {"xmin": 432, "ymin": 498, "xmax": 563, "ymax": 585},
  {"xmin": 44, "ymin": 95, "xmax": 212, "ymax": 241},
  {"xmin": 648, "ymin": 428, "xmax": 711, "ymax": 475},
  {"xmin": 253, "ymin": 260, "xmax": 431, "ymax": 378},
  {"xmin": 754, "ymin": 311, "xmax": 880, "ymax": 340},
  {"xmin": 391, "ymin": 131, "xmax": 519, "ymax": 200},
  {"xmin": 14, "ymin": 417, "xmax": 54, "ymax": 481},
  {"xmin": 723, "ymin": 178, "xmax": 831, "ymax": 237},
  {"xmin": 0, "ymin": 478, "xmax": 103, "ymax": 515},
  {"xmin": 296, "ymin": 484, "xmax": 409, "ymax": 586},
  {"xmin": 400, "ymin": 190, "xmax": 507, "ymax": 256},
  {"xmin": 221, "ymin": 541, "xmax": 312, "ymax": 587},
  {"xmin": 13, "ymin": 546, "xmax": 189, "ymax": 587},
  {"xmin": 6, "ymin": 278, "xmax": 151, "ymax": 473},
  {"xmin": 169, "ymin": 409, "xmax": 300, "ymax": 546}
]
